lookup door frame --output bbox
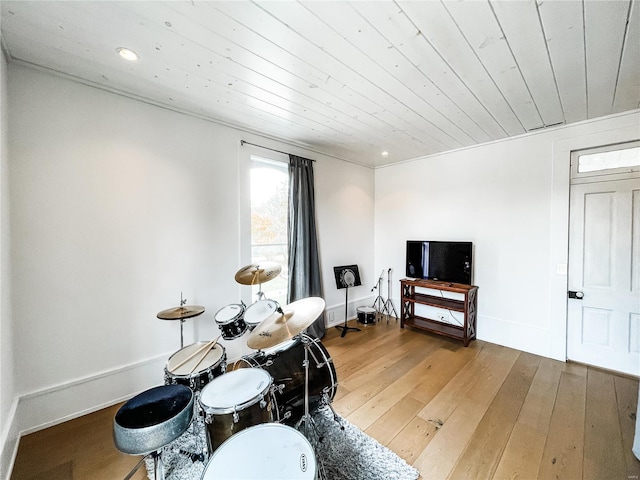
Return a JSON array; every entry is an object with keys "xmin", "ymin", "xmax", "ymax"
[{"xmin": 547, "ymin": 116, "xmax": 640, "ymax": 364}]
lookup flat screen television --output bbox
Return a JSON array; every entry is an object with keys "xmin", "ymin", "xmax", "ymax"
[{"xmin": 406, "ymin": 241, "xmax": 473, "ymax": 285}]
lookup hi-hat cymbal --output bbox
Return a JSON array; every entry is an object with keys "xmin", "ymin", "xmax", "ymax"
[
  {"xmin": 246, "ymin": 297, "xmax": 325, "ymax": 350},
  {"xmin": 235, "ymin": 262, "xmax": 282, "ymax": 286},
  {"xmin": 157, "ymin": 305, "xmax": 205, "ymax": 321}
]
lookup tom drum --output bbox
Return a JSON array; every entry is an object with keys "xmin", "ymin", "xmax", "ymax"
[
  {"xmin": 199, "ymin": 368, "xmax": 275, "ymax": 452},
  {"xmin": 214, "ymin": 303, "xmax": 247, "ymax": 340},
  {"xmin": 164, "ymin": 342, "xmax": 227, "ymax": 391}
]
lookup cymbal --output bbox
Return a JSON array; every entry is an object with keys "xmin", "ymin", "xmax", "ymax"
[
  {"xmin": 235, "ymin": 262, "xmax": 282, "ymax": 285},
  {"xmin": 247, "ymin": 297, "xmax": 325, "ymax": 350},
  {"xmin": 157, "ymin": 305, "xmax": 205, "ymax": 321}
]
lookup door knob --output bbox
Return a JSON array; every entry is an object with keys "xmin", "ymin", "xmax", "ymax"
[{"xmin": 568, "ymin": 291, "xmax": 584, "ymax": 299}]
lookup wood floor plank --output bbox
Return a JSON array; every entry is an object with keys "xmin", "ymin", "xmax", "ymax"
[
  {"xmin": 583, "ymin": 368, "xmax": 627, "ymax": 479},
  {"xmin": 492, "ymin": 357, "xmax": 564, "ymax": 479},
  {"xmin": 9, "ymin": 322, "xmax": 639, "ymax": 480},
  {"xmin": 333, "ymin": 336, "xmax": 443, "ymax": 417},
  {"xmin": 614, "ymin": 375, "xmax": 640, "ymax": 478},
  {"xmin": 365, "ymin": 396, "xmax": 426, "ymax": 446},
  {"xmin": 416, "ymin": 342, "xmax": 519, "ymax": 425},
  {"xmin": 412, "ymin": 344, "xmax": 521, "ymax": 479},
  {"xmin": 538, "ymin": 368, "xmax": 587, "ymax": 479},
  {"xmin": 346, "ymin": 350, "xmax": 450, "ymax": 430},
  {"xmin": 386, "ymin": 416, "xmax": 437, "ymax": 465},
  {"xmin": 449, "ymin": 351, "xmax": 541, "ymax": 479}
]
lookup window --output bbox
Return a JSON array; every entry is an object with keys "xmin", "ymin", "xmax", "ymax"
[
  {"xmin": 572, "ymin": 141, "xmax": 640, "ymax": 180},
  {"xmin": 250, "ymin": 156, "xmax": 289, "ymax": 305}
]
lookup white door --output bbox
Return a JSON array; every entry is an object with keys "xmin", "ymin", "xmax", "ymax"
[{"xmin": 567, "ymin": 144, "xmax": 640, "ymax": 376}]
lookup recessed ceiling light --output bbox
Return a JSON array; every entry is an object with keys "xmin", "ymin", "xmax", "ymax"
[
  {"xmin": 117, "ymin": 47, "xmax": 139, "ymax": 62},
  {"xmin": 381, "ymin": 151, "xmax": 389, "ymax": 157}
]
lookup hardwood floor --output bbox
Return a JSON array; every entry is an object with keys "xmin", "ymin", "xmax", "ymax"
[{"xmin": 10, "ymin": 319, "xmax": 640, "ymax": 479}]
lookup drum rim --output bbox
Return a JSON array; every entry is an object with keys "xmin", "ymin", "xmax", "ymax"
[
  {"xmin": 244, "ymin": 299, "xmax": 277, "ymax": 322},
  {"xmin": 166, "ymin": 342, "xmax": 226, "ymax": 376},
  {"xmin": 357, "ymin": 306, "xmax": 376, "ymax": 313},
  {"xmin": 199, "ymin": 369, "xmax": 273, "ymax": 414},
  {"xmin": 214, "ymin": 303, "xmax": 245, "ymax": 323}
]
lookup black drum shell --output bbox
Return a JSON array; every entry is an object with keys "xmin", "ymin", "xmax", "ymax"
[{"xmin": 240, "ymin": 334, "xmax": 337, "ymax": 425}]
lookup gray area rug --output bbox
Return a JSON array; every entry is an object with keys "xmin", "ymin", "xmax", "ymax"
[{"xmin": 145, "ymin": 406, "xmax": 420, "ymax": 480}]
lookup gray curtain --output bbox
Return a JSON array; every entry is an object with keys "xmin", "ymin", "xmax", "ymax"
[{"xmin": 287, "ymin": 155, "xmax": 326, "ymax": 339}]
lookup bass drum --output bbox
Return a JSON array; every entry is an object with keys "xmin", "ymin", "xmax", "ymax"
[
  {"xmin": 240, "ymin": 334, "xmax": 337, "ymax": 425},
  {"xmin": 201, "ymin": 423, "xmax": 317, "ymax": 480}
]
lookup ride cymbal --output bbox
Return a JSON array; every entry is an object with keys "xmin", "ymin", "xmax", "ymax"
[
  {"xmin": 234, "ymin": 262, "xmax": 282, "ymax": 285},
  {"xmin": 246, "ymin": 297, "xmax": 325, "ymax": 350},
  {"xmin": 157, "ymin": 305, "xmax": 205, "ymax": 320}
]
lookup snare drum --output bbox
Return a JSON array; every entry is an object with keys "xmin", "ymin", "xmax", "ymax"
[
  {"xmin": 244, "ymin": 299, "xmax": 278, "ymax": 331},
  {"xmin": 164, "ymin": 342, "xmax": 227, "ymax": 391},
  {"xmin": 240, "ymin": 333, "xmax": 337, "ymax": 425},
  {"xmin": 201, "ymin": 423, "xmax": 317, "ymax": 479},
  {"xmin": 357, "ymin": 306, "xmax": 377, "ymax": 324},
  {"xmin": 199, "ymin": 368, "xmax": 275, "ymax": 453},
  {"xmin": 214, "ymin": 303, "xmax": 247, "ymax": 340}
]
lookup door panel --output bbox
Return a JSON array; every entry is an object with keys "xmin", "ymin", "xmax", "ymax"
[{"xmin": 568, "ymin": 177, "xmax": 640, "ymax": 376}]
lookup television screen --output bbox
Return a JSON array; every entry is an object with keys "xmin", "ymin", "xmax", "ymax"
[{"xmin": 406, "ymin": 241, "xmax": 472, "ymax": 284}]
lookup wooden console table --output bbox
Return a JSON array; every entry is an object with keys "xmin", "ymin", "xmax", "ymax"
[{"xmin": 400, "ymin": 278, "xmax": 478, "ymax": 346}]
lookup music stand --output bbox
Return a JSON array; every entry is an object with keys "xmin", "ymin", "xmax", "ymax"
[{"xmin": 333, "ymin": 265, "xmax": 362, "ymax": 337}]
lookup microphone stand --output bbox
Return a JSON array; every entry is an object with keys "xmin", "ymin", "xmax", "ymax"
[
  {"xmin": 371, "ymin": 270, "xmax": 385, "ymax": 321},
  {"xmin": 382, "ymin": 268, "xmax": 399, "ymax": 323}
]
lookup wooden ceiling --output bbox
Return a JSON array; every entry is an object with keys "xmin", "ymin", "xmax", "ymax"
[{"xmin": 1, "ymin": 1, "xmax": 638, "ymax": 167}]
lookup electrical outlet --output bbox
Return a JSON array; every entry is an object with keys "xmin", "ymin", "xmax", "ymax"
[{"xmin": 328, "ymin": 311, "xmax": 335, "ymax": 322}]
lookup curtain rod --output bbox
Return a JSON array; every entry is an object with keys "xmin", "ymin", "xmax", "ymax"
[{"xmin": 240, "ymin": 140, "xmax": 315, "ymax": 161}]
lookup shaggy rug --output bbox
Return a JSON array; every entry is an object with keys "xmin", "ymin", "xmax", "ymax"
[{"xmin": 145, "ymin": 406, "xmax": 420, "ymax": 480}]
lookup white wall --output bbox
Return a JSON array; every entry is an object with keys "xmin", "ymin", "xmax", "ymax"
[
  {"xmin": 6, "ymin": 64, "xmax": 374, "ymax": 443},
  {"xmin": 1, "ymin": 29, "xmax": 19, "ymax": 480},
  {"xmin": 375, "ymin": 110, "xmax": 640, "ymax": 360}
]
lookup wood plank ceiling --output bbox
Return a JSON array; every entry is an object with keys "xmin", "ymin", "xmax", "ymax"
[{"xmin": 1, "ymin": 0, "xmax": 638, "ymax": 167}]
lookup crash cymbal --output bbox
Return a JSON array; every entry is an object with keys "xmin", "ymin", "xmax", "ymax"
[
  {"xmin": 235, "ymin": 262, "xmax": 282, "ymax": 286},
  {"xmin": 246, "ymin": 297, "xmax": 325, "ymax": 350},
  {"xmin": 157, "ymin": 305, "xmax": 205, "ymax": 321}
]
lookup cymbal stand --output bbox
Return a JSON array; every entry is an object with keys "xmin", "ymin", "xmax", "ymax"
[
  {"xmin": 295, "ymin": 336, "xmax": 328, "ymax": 480},
  {"xmin": 382, "ymin": 268, "xmax": 398, "ymax": 323},
  {"xmin": 371, "ymin": 269, "xmax": 385, "ymax": 321},
  {"xmin": 179, "ymin": 293, "xmax": 187, "ymax": 348}
]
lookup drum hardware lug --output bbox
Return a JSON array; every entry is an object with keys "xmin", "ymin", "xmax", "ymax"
[
  {"xmin": 260, "ymin": 398, "xmax": 267, "ymax": 409},
  {"xmin": 205, "ymin": 412, "xmax": 213, "ymax": 424},
  {"xmin": 233, "ymin": 409, "xmax": 239, "ymax": 423},
  {"xmin": 265, "ymin": 359, "xmax": 274, "ymax": 367}
]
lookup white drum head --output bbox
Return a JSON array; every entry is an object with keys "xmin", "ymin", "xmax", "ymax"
[
  {"xmin": 358, "ymin": 306, "xmax": 376, "ymax": 314},
  {"xmin": 166, "ymin": 342, "xmax": 224, "ymax": 375},
  {"xmin": 200, "ymin": 368, "xmax": 271, "ymax": 412},
  {"xmin": 245, "ymin": 300, "xmax": 278, "ymax": 327},
  {"xmin": 214, "ymin": 304, "xmax": 243, "ymax": 323},
  {"xmin": 202, "ymin": 423, "xmax": 316, "ymax": 479}
]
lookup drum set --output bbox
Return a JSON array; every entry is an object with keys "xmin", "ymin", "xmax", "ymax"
[{"xmin": 114, "ymin": 262, "xmax": 338, "ymax": 480}]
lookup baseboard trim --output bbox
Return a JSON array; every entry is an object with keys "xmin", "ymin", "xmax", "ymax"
[
  {"xmin": 17, "ymin": 352, "xmax": 171, "ymax": 436},
  {"xmin": 0, "ymin": 397, "xmax": 19, "ymax": 480},
  {"xmin": 477, "ymin": 314, "xmax": 559, "ymax": 360}
]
